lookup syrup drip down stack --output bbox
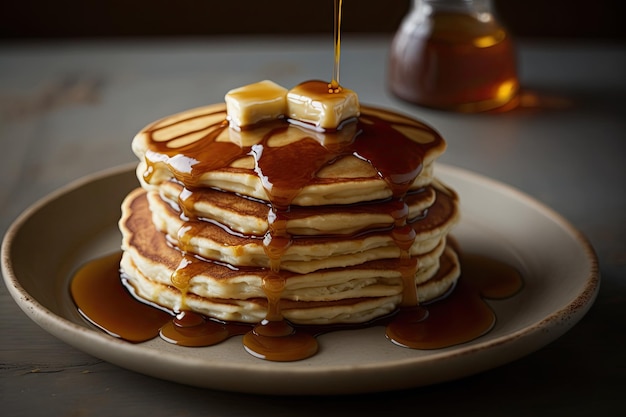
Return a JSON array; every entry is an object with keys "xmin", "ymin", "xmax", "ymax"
[{"xmin": 119, "ymin": 80, "xmax": 460, "ymax": 332}]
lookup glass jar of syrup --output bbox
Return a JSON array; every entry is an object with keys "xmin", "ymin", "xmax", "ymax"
[{"xmin": 388, "ymin": 0, "xmax": 519, "ymax": 112}]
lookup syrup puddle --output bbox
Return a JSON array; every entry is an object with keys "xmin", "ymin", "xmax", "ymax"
[{"xmin": 70, "ymin": 251, "xmax": 522, "ymax": 361}]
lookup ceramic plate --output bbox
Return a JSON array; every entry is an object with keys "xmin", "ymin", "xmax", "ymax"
[{"xmin": 1, "ymin": 163, "xmax": 599, "ymax": 395}]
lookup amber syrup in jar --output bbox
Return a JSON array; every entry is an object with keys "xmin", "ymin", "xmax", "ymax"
[{"xmin": 388, "ymin": 0, "xmax": 519, "ymax": 112}]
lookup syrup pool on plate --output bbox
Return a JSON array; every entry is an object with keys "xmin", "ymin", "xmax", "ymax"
[{"xmin": 70, "ymin": 250, "xmax": 523, "ymax": 360}]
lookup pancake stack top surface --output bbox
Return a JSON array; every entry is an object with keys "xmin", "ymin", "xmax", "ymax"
[{"xmin": 119, "ymin": 79, "xmax": 461, "ymax": 327}]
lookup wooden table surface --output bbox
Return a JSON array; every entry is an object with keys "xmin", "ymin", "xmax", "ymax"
[{"xmin": 1, "ymin": 35, "xmax": 625, "ymax": 416}]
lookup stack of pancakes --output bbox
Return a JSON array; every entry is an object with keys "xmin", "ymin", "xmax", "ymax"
[{"xmin": 119, "ymin": 93, "xmax": 460, "ymax": 325}]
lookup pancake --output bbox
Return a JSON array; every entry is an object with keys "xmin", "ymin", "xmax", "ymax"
[
  {"xmin": 145, "ymin": 181, "xmax": 458, "ymax": 274},
  {"xmin": 119, "ymin": 188, "xmax": 460, "ymax": 324},
  {"xmin": 118, "ymin": 79, "xmax": 461, "ymax": 329},
  {"xmin": 154, "ymin": 180, "xmax": 437, "ymax": 236},
  {"xmin": 132, "ymin": 103, "xmax": 446, "ymax": 206}
]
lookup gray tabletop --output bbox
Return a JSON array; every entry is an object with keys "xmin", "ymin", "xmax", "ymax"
[{"xmin": 1, "ymin": 35, "xmax": 625, "ymax": 416}]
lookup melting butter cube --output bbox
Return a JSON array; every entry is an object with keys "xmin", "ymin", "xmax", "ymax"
[
  {"xmin": 287, "ymin": 81, "xmax": 360, "ymax": 130},
  {"xmin": 225, "ymin": 80, "xmax": 288, "ymax": 129}
]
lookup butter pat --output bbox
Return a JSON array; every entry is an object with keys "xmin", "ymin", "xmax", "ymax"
[
  {"xmin": 287, "ymin": 81, "xmax": 360, "ymax": 130},
  {"xmin": 225, "ymin": 80, "xmax": 288, "ymax": 129}
]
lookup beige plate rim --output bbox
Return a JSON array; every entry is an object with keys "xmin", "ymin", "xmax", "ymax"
[{"xmin": 1, "ymin": 163, "xmax": 600, "ymax": 395}]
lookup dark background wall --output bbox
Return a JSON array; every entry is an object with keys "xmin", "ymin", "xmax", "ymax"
[{"xmin": 1, "ymin": 0, "xmax": 623, "ymax": 40}]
